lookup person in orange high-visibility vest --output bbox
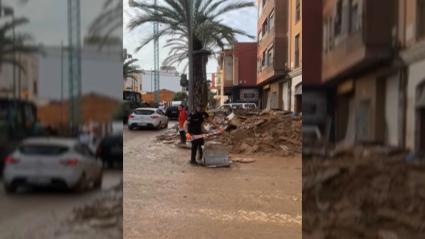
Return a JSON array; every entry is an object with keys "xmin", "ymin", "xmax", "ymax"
[{"xmin": 178, "ymin": 105, "xmax": 188, "ymax": 144}]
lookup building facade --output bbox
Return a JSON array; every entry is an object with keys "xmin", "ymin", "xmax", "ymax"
[
  {"xmin": 314, "ymin": 0, "xmax": 425, "ymax": 152},
  {"xmin": 0, "ymin": 53, "xmax": 39, "ymax": 101},
  {"xmin": 216, "ymin": 43, "xmax": 260, "ymax": 106},
  {"xmin": 400, "ymin": 0, "xmax": 425, "ymax": 153},
  {"xmin": 141, "ymin": 67, "xmax": 181, "ymax": 93},
  {"xmin": 319, "ymin": 0, "xmax": 402, "ymax": 146},
  {"xmin": 256, "ymin": 0, "xmax": 302, "ymax": 112}
]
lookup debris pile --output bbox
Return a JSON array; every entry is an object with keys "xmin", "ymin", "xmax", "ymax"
[
  {"xmin": 223, "ymin": 111, "xmax": 302, "ymax": 155},
  {"xmin": 303, "ymin": 146, "xmax": 425, "ymax": 238},
  {"xmin": 155, "ymin": 110, "xmax": 302, "ymax": 156},
  {"xmin": 68, "ymin": 183, "xmax": 123, "ymax": 234}
]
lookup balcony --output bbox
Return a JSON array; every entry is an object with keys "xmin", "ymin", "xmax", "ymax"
[{"xmin": 322, "ymin": 0, "xmax": 396, "ymax": 83}]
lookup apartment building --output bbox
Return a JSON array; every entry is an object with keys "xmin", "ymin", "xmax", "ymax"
[
  {"xmin": 288, "ymin": 0, "xmax": 302, "ymax": 113},
  {"xmin": 256, "ymin": 0, "xmax": 302, "ymax": 112},
  {"xmin": 320, "ymin": 0, "xmax": 404, "ymax": 146},
  {"xmin": 302, "ymin": 0, "xmax": 327, "ymax": 129},
  {"xmin": 0, "ymin": 53, "xmax": 39, "ymax": 101},
  {"xmin": 215, "ymin": 43, "xmax": 259, "ymax": 106}
]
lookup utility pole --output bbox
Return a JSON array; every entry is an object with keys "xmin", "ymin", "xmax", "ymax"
[
  {"xmin": 153, "ymin": 0, "xmax": 160, "ymax": 103},
  {"xmin": 60, "ymin": 41, "xmax": 64, "ymax": 127},
  {"xmin": 67, "ymin": 0, "xmax": 82, "ymax": 135}
]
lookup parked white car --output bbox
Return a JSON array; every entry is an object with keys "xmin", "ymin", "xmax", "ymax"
[
  {"xmin": 3, "ymin": 137, "xmax": 103, "ymax": 193},
  {"xmin": 128, "ymin": 107, "xmax": 169, "ymax": 130},
  {"xmin": 218, "ymin": 103, "xmax": 257, "ymax": 110}
]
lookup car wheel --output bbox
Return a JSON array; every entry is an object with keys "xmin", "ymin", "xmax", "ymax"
[
  {"xmin": 4, "ymin": 182, "xmax": 17, "ymax": 194},
  {"xmin": 72, "ymin": 173, "xmax": 86, "ymax": 193},
  {"xmin": 107, "ymin": 160, "xmax": 114, "ymax": 169},
  {"xmin": 94, "ymin": 174, "xmax": 102, "ymax": 190}
]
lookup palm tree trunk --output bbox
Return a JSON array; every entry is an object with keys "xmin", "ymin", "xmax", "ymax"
[
  {"xmin": 186, "ymin": 0, "xmax": 194, "ymax": 112},
  {"xmin": 193, "ymin": 49, "xmax": 210, "ymax": 109}
]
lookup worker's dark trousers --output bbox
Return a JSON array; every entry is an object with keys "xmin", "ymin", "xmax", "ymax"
[
  {"xmin": 191, "ymin": 138, "xmax": 204, "ymax": 163},
  {"xmin": 179, "ymin": 130, "xmax": 186, "ymax": 143}
]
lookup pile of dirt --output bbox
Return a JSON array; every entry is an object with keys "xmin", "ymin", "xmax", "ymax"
[
  {"xmin": 69, "ymin": 183, "xmax": 123, "ymax": 232},
  {"xmin": 155, "ymin": 110, "xmax": 302, "ymax": 156},
  {"xmin": 303, "ymin": 147, "xmax": 425, "ymax": 238},
  {"xmin": 223, "ymin": 111, "xmax": 302, "ymax": 155}
]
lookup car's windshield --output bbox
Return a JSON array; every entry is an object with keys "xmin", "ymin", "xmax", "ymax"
[
  {"xmin": 134, "ymin": 110, "xmax": 154, "ymax": 115},
  {"xmin": 19, "ymin": 144, "xmax": 69, "ymax": 156}
]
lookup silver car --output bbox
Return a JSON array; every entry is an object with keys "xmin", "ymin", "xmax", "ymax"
[{"xmin": 3, "ymin": 137, "xmax": 103, "ymax": 193}]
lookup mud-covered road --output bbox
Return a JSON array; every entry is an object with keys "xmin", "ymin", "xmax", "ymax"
[
  {"xmin": 0, "ymin": 169, "xmax": 122, "ymax": 239},
  {"xmin": 124, "ymin": 123, "xmax": 302, "ymax": 239}
]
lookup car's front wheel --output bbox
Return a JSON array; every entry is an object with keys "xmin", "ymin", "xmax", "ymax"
[
  {"xmin": 4, "ymin": 182, "xmax": 17, "ymax": 194},
  {"xmin": 72, "ymin": 173, "xmax": 86, "ymax": 193},
  {"xmin": 94, "ymin": 174, "xmax": 102, "ymax": 190},
  {"xmin": 128, "ymin": 124, "xmax": 136, "ymax": 130}
]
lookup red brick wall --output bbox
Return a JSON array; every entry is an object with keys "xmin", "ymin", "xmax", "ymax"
[
  {"xmin": 234, "ymin": 43, "xmax": 258, "ymax": 87},
  {"xmin": 303, "ymin": 0, "xmax": 323, "ymax": 86}
]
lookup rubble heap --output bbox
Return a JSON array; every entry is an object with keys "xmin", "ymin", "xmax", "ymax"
[
  {"xmin": 303, "ymin": 148, "xmax": 425, "ymax": 239},
  {"xmin": 223, "ymin": 111, "xmax": 302, "ymax": 155},
  {"xmin": 70, "ymin": 183, "xmax": 123, "ymax": 232},
  {"xmin": 155, "ymin": 110, "xmax": 302, "ymax": 156}
]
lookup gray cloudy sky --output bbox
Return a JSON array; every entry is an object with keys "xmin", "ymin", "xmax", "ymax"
[
  {"xmin": 123, "ymin": 0, "xmax": 258, "ymax": 78},
  {"xmin": 2, "ymin": 0, "xmax": 110, "ymax": 46}
]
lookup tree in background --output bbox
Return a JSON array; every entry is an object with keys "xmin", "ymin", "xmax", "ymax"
[
  {"xmin": 173, "ymin": 91, "xmax": 188, "ymax": 102},
  {"xmin": 0, "ymin": 15, "xmax": 38, "ymax": 71},
  {"xmin": 87, "ymin": 0, "xmax": 122, "ymax": 49},
  {"xmin": 123, "ymin": 58, "xmax": 143, "ymax": 81},
  {"xmin": 127, "ymin": 0, "xmax": 254, "ymax": 111}
]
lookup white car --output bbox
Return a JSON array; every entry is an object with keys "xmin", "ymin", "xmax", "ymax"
[
  {"xmin": 128, "ymin": 107, "xmax": 169, "ymax": 130},
  {"xmin": 3, "ymin": 137, "xmax": 103, "ymax": 193}
]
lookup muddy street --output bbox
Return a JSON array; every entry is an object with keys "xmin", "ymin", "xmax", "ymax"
[
  {"xmin": 123, "ymin": 123, "xmax": 302, "ymax": 239},
  {"xmin": 0, "ymin": 169, "xmax": 122, "ymax": 239}
]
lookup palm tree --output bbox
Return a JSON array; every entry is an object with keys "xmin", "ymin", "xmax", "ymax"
[
  {"xmin": 128, "ymin": 0, "xmax": 255, "ymax": 110},
  {"xmin": 0, "ymin": 17, "xmax": 38, "ymax": 71},
  {"xmin": 123, "ymin": 57, "xmax": 143, "ymax": 82},
  {"xmin": 87, "ymin": 0, "xmax": 122, "ymax": 48}
]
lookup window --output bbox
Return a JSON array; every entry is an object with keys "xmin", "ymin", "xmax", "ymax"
[
  {"xmin": 295, "ymin": 34, "xmax": 300, "ymax": 68},
  {"xmin": 20, "ymin": 145, "xmax": 69, "ymax": 156},
  {"xmin": 134, "ymin": 109, "xmax": 154, "ymax": 115},
  {"xmin": 261, "ymin": 52, "xmax": 266, "ymax": 68},
  {"xmin": 328, "ymin": 17, "xmax": 334, "ymax": 49},
  {"xmin": 334, "ymin": 0, "xmax": 342, "ymax": 36},
  {"xmin": 323, "ymin": 19, "xmax": 328, "ymax": 53},
  {"xmin": 296, "ymin": 0, "xmax": 301, "ymax": 22},
  {"xmin": 418, "ymin": 0, "xmax": 425, "ymax": 39},
  {"xmin": 262, "ymin": 19, "xmax": 268, "ymax": 36},
  {"xmin": 267, "ymin": 46, "xmax": 274, "ymax": 67},
  {"xmin": 269, "ymin": 11, "xmax": 275, "ymax": 29}
]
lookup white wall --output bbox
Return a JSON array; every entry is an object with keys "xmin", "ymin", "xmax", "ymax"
[
  {"xmin": 282, "ymin": 82, "xmax": 289, "ymax": 111},
  {"xmin": 38, "ymin": 46, "xmax": 122, "ymax": 101},
  {"xmin": 291, "ymin": 75, "xmax": 302, "ymax": 112},
  {"xmin": 141, "ymin": 70, "xmax": 180, "ymax": 93},
  {"xmin": 385, "ymin": 74, "xmax": 400, "ymax": 146},
  {"xmin": 406, "ymin": 59, "xmax": 425, "ymax": 150}
]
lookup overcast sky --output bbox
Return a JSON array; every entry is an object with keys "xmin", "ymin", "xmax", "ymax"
[
  {"xmin": 2, "ymin": 0, "xmax": 114, "ymax": 46},
  {"xmin": 123, "ymin": 0, "xmax": 258, "ymax": 79}
]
